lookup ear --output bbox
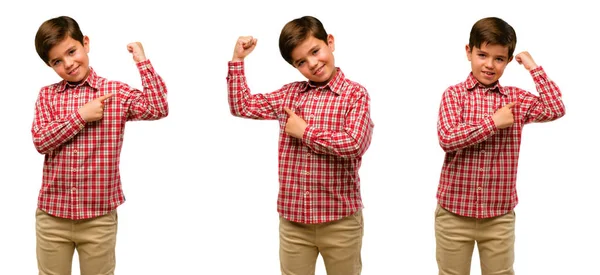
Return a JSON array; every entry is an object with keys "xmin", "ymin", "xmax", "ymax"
[
  {"xmin": 327, "ymin": 34, "xmax": 335, "ymax": 52},
  {"xmin": 465, "ymin": 44, "xmax": 472, "ymax": 61},
  {"xmin": 507, "ymin": 55, "xmax": 513, "ymax": 63},
  {"xmin": 83, "ymin": 35, "xmax": 90, "ymax": 53}
]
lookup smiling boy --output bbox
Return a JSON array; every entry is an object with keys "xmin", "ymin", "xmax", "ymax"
[
  {"xmin": 33, "ymin": 15, "xmax": 168, "ymax": 275},
  {"xmin": 227, "ymin": 16, "xmax": 374, "ymax": 275}
]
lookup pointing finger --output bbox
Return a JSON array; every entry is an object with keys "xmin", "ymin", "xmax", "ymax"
[
  {"xmin": 97, "ymin": 93, "xmax": 114, "ymax": 102},
  {"xmin": 283, "ymin": 107, "xmax": 296, "ymax": 117}
]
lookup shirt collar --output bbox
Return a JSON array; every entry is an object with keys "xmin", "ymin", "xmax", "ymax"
[
  {"xmin": 465, "ymin": 72, "xmax": 506, "ymax": 95},
  {"xmin": 57, "ymin": 67, "xmax": 100, "ymax": 92},
  {"xmin": 301, "ymin": 67, "xmax": 344, "ymax": 95}
]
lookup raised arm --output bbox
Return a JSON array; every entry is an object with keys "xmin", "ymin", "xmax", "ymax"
[
  {"xmin": 227, "ymin": 36, "xmax": 283, "ymax": 120},
  {"xmin": 514, "ymin": 52, "xmax": 565, "ymax": 124},
  {"xmin": 125, "ymin": 42, "xmax": 169, "ymax": 121}
]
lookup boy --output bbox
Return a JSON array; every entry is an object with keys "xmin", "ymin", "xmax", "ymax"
[
  {"xmin": 435, "ymin": 17, "xmax": 565, "ymax": 275},
  {"xmin": 32, "ymin": 16, "xmax": 168, "ymax": 275},
  {"xmin": 227, "ymin": 16, "xmax": 374, "ymax": 275}
]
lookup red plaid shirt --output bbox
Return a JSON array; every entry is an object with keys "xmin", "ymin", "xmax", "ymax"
[
  {"xmin": 32, "ymin": 60, "xmax": 168, "ymax": 220},
  {"xmin": 437, "ymin": 66, "xmax": 565, "ymax": 218},
  {"xmin": 227, "ymin": 61, "xmax": 374, "ymax": 224}
]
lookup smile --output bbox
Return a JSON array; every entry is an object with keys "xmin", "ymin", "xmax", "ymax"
[{"xmin": 313, "ymin": 64, "xmax": 325, "ymax": 75}]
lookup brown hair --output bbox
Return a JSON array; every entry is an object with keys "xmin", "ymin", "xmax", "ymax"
[
  {"xmin": 35, "ymin": 16, "xmax": 84, "ymax": 65},
  {"xmin": 279, "ymin": 16, "xmax": 328, "ymax": 65},
  {"xmin": 469, "ymin": 17, "xmax": 517, "ymax": 58}
]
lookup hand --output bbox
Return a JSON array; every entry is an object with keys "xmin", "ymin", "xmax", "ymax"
[
  {"xmin": 232, "ymin": 36, "xmax": 257, "ymax": 62},
  {"xmin": 283, "ymin": 107, "xmax": 308, "ymax": 139},
  {"xmin": 127, "ymin": 42, "xmax": 147, "ymax": 63},
  {"xmin": 492, "ymin": 102, "xmax": 516, "ymax": 129},
  {"xmin": 78, "ymin": 93, "xmax": 114, "ymax": 122},
  {"xmin": 514, "ymin": 51, "xmax": 538, "ymax": 71}
]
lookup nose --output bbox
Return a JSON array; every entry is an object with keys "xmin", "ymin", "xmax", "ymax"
[
  {"xmin": 64, "ymin": 57, "xmax": 74, "ymax": 69},
  {"xmin": 484, "ymin": 58, "xmax": 493, "ymax": 69},
  {"xmin": 307, "ymin": 56, "xmax": 318, "ymax": 69}
]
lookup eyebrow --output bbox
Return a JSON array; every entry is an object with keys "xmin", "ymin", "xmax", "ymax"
[{"xmin": 476, "ymin": 48, "xmax": 508, "ymax": 59}]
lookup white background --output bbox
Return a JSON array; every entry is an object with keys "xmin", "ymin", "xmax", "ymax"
[{"xmin": 1, "ymin": 0, "xmax": 598, "ymax": 274}]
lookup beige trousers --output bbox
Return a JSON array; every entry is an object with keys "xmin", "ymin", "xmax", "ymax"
[
  {"xmin": 435, "ymin": 205, "xmax": 515, "ymax": 275},
  {"xmin": 279, "ymin": 210, "xmax": 364, "ymax": 275},
  {"xmin": 36, "ymin": 208, "xmax": 118, "ymax": 275}
]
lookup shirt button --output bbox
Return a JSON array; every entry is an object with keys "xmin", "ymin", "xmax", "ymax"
[
  {"xmin": 71, "ymin": 187, "xmax": 77, "ymax": 191},
  {"xmin": 71, "ymin": 168, "xmax": 77, "ymax": 172},
  {"xmin": 479, "ymin": 168, "xmax": 484, "ymax": 172},
  {"xmin": 304, "ymin": 171, "xmax": 311, "ymax": 175},
  {"xmin": 305, "ymin": 191, "xmax": 310, "ymax": 196},
  {"xmin": 477, "ymin": 187, "xmax": 482, "ymax": 191},
  {"xmin": 480, "ymin": 150, "xmax": 486, "ymax": 154},
  {"xmin": 73, "ymin": 149, "xmax": 78, "ymax": 155},
  {"xmin": 74, "ymin": 94, "xmax": 78, "ymax": 98}
]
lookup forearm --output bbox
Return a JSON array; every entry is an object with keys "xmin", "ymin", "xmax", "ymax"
[
  {"xmin": 526, "ymin": 66, "xmax": 566, "ymax": 122},
  {"xmin": 302, "ymin": 124, "xmax": 373, "ymax": 158},
  {"xmin": 438, "ymin": 116, "xmax": 497, "ymax": 152},
  {"xmin": 32, "ymin": 112, "xmax": 85, "ymax": 154},
  {"xmin": 128, "ymin": 60, "xmax": 169, "ymax": 120},
  {"xmin": 227, "ymin": 61, "xmax": 279, "ymax": 120}
]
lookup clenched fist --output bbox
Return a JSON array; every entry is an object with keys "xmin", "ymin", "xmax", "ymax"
[
  {"xmin": 514, "ymin": 51, "xmax": 538, "ymax": 71},
  {"xmin": 127, "ymin": 42, "xmax": 147, "ymax": 63},
  {"xmin": 232, "ymin": 36, "xmax": 257, "ymax": 62}
]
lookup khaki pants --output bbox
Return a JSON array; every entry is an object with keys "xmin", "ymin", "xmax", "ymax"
[
  {"xmin": 279, "ymin": 210, "xmax": 364, "ymax": 275},
  {"xmin": 435, "ymin": 205, "xmax": 515, "ymax": 275},
  {"xmin": 36, "ymin": 208, "xmax": 118, "ymax": 275}
]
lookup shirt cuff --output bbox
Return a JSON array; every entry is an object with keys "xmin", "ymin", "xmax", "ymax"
[
  {"xmin": 72, "ymin": 111, "xmax": 86, "ymax": 129},
  {"xmin": 228, "ymin": 61, "xmax": 245, "ymax": 75},
  {"xmin": 529, "ymin": 65, "xmax": 546, "ymax": 78},
  {"xmin": 136, "ymin": 59, "xmax": 153, "ymax": 71},
  {"xmin": 303, "ymin": 125, "xmax": 318, "ymax": 145},
  {"xmin": 483, "ymin": 115, "xmax": 497, "ymax": 136}
]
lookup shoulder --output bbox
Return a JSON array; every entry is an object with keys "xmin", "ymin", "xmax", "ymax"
[
  {"xmin": 96, "ymin": 75, "xmax": 131, "ymax": 95},
  {"xmin": 499, "ymin": 84, "xmax": 529, "ymax": 99},
  {"xmin": 37, "ymin": 81, "xmax": 63, "ymax": 98},
  {"xmin": 338, "ymin": 77, "xmax": 369, "ymax": 100},
  {"xmin": 442, "ymin": 79, "xmax": 470, "ymax": 98},
  {"xmin": 279, "ymin": 80, "xmax": 309, "ymax": 94}
]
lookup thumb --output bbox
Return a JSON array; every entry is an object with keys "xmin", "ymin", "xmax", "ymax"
[
  {"xmin": 505, "ymin": 102, "xmax": 517, "ymax": 109},
  {"xmin": 283, "ymin": 107, "xmax": 296, "ymax": 117},
  {"xmin": 97, "ymin": 93, "xmax": 114, "ymax": 102}
]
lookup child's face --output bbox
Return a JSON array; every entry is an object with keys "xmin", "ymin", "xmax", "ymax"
[
  {"xmin": 47, "ymin": 36, "xmax": 90, "ymax": 83},
  {"xmin": 466, "ymin": 43, "xmax": 513, "ymax": 87},
  {"xmin": 290, "ymin": 34, "xmax": 336, "ymax": 86}
]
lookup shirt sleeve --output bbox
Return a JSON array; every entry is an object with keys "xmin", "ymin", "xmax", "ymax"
[
  {"xmin": 31, "ymin": 89, "xmax": 86, "ymax": 154},
  {"xmin": 302, "ymin": 88, "xmax": 374, "ymax": 159},
  {"xmin": 125, "ymin": 60, "xmax": 169, "ymax": 121},
  {"xmin": 520, "ymin": 66, "xmax": 566, "ymax": 124},
  {"xmin": 227, "ymin": 61, "xmax": 284, "ymax": 120},
  {"xmin": 437, "ymin": 86, "xmax": 497, "ymax": 153}
]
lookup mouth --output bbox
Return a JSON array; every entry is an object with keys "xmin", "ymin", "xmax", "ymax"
[
  {"xmin": 482, "ymin": 71, "xmax": 495, "ymax": 77},
  {"xmin": 313, "ymin": 64, "xmax": 325, "ymax": 75},
  {"xmin": 68, "ymin": 66, "xmax": 80, "ymax": 76}
]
